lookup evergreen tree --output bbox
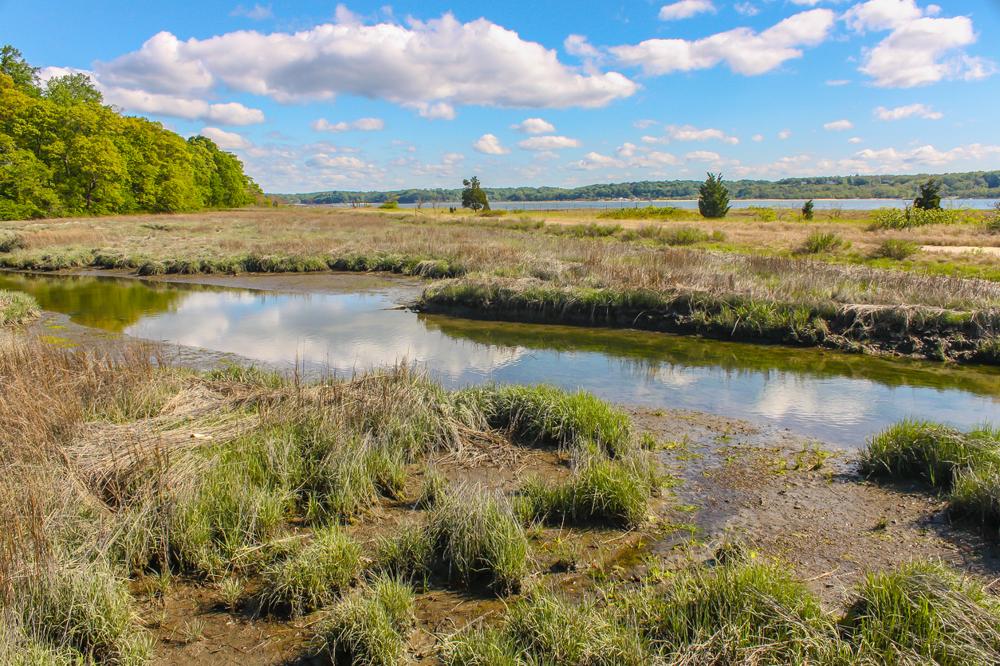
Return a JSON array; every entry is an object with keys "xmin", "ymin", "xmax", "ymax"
[
  {"xmin": 461, "ymin": 176, "xmax": 490, "ymax": 211},
  {"xmin": 913, "ymin": 178, "xmax": 942, "ymax": 210},
  {"xmin": 801, "ymin": 199, "xmax": 814, "ymax": 220},
  {"xmin": 698, "ymin": 172, "xmax": 730, "ymax": 218}
]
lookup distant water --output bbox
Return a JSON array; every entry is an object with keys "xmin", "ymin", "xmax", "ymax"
[{"xmin": 326, "ymin": 198, "xmax": 998, "ymax": 211}]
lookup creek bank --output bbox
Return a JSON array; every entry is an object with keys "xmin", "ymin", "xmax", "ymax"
[{"xmin": 417, "ymin": 277, "xmax": 1000, "ymax": 365}]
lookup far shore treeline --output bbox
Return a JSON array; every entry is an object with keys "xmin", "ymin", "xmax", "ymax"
[
  {"xmin": 0, "ymin": 46, "xmax": 264, "ymax": 220},
  {"xmin": 281, "ymin": 170, "xmax": 1000, "ymax": 205}
]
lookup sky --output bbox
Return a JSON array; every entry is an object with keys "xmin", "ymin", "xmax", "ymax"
[{"xmin": 2, "ymin": 0, "xmax": 999, "ymax": 193}]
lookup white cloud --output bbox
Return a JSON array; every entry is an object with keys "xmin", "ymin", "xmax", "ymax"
[
  {"xmin": 824, "ymin": 119, "xmax": 854, "ymax": 131},
  {"xmin": 571, "ymin": 151, "xmax": 626, "ymax": 170},
  {"xmin": 311, "ymin": 117, "xmax": 385, "ymax": 132},
  {"xmin": 518, "ymin": 135, "xmax": 581, "ymax": 150},
  {"xmin": 406, "ymin": 101, "xmax": 457, "ymax": 120},
  {"xmin": 230, "ymin": 3, "xmax": 273, "ymax": 20},
  {"xmin": 849, "ymin": 136, "xmax": 864, "ymax": 144},
  {"xmin": 844, "ymin": 2, "xmax": 996, "ymax": 88},
  {"xmin": 825, "ymin": 79, "xmax": 850, "ymax": 86},
  {"xmin": 633, "ymin": 119, "xmax": 658, "ymax": 129},
  {"xmin": 97, "ymin": 14, "xmax": 637, "ymax": 113},
  {"xmin": 199, "ymin": 127, "xmax": 252, "ymax": 150},
  {"xmin": 853, "ymin": 143, "xmax": 1000, "ymax": 170},
  {"xmin": 734, "ymin": 2, "xmax": 759, "ymax": 17},
  {"xmin": 38, "ymin": 65, "xmax": 265, "ymax": 125},
  {"xmin": 511, "ymin": 118, "xmax": 556, "ymax": 134},
  {"xmin": 685, "ymin": 150, "xmax": 721, "ymax": 161},
  {"xmin": 752, "ymin": 134, "xmax": 764, "ymax": 142},
  {"xmin": 778, "ymin": 129, "xmax": 792, "ymax": 139},
  {"xmin": 473, "ymin": 133, "xmax": 510, "ymax": 155},
  {"xmin": 645, "ymin": 124, "xmax": 739, "ymax": 144},
  {"xmin": 611, "ymin": 9, "xmax": 835, "ymax": 76},
  {"xmin": 564, "ymin": 34, "xmax": 600, "ymax": 59},
  {"xmin": 658, "ymin": 1, "xmax": 715, "ymax": 21},
  {"xmin": 874, "ymin": 103, "xmax": 942, "ymax": 120}
]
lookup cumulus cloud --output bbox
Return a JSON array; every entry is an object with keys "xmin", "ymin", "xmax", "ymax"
[
  {"xmin": 644, "ymin": 124, "xmax": 739, "ymax": 144},
  {"xmin": 511, "ymin": 118, "xmax": 556, "ymax": 134},
  {"xmin": 658, "ymin": 1, "xmax": 715, "ymax": 21},
  {"xmin": 849, "ymin": 136, "xmax": 864, "ymax": 144},
  {"xmin": 564, "ymin": 34, "xmax": 600, "ymax": 59},
  {"xmin": 611, "ymin": 9, "xmax": 835, "ymax": 76},
  {"xmin": 311, "ymin": 117, "xmax": 385, "ymax": 132},
  {"xmin": 571, "ymin": 151, "xmax": 626, "ymax": 170},
  {"xmin": 824, "ymin": 119, "xmax": 854, "ymax": 131},
  {"xmin": 844, "ymin": 1, "xmax": 995, "ymax": 87},
  {"xmin": 199, "ymin": 127, "xmax": 252, "ymax": 149},
  {"xmin": 874, "ymin": 103, "xmax": 942, "ymax": 120},
  {"xmin": 96, "ymin": 13, "xmax": 637, "ymax": 114},
  {"xmin": 685, "ymin": 150, "xmax": 722, "ymax": 161},
  {"xmin": 38, "ymin": 65, "xmax": 265, "ymax": 125},
  {"xmin": 778, "ymin": 129, "xmax": 792, "ymax": 139},
  {"xmin": 473, "ymin": 133, "xmax": 510, "ymax": 155},
  {"xmin": 518, "ymin": 135, "xmax": 581, "ymax": 150},
  {"xmin": 853, "ymin": 143, "xmax": 1000, "ymax": 170}
]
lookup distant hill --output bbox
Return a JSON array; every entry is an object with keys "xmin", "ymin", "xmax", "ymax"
[{"xmin": 276, "ymin": 171, "xmax": 1000, "ymax": 205}]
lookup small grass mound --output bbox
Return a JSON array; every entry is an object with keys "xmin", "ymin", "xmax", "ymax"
[
  {"xmin": 315, "ymin": 574, "xmax": 415, "ymax": 666},
  {"xmin": 520, "ymin": 455, "xmax": 659, "ymax": 527},
  {"xmin": 860, "ymin": 420, "xmax": 1000, "ymax": 488},
  {"xmin": 0, "ymin": 290, "xmax": 40, "ymax": 326},
  {"xmin": 598, "ymin": 206, "xmax": 687, "ymax": 220},
  {"xmin": 801, "ymin": 231, "xmax": 847, "ymax": 254},
  {"xmin": 621, "ymin": 553, "xmax": 849, "ymax": 664},
  {"xmin": 377, "ymin": 489, "xmax": 528, "ymax": 594},
  {"xmin": 457, "ymin": 384, "xmax": 634, "ymax": 457},
  {"xmin": 874, "ymin": 238, "xmax": 920, "ymax": 260},
  {"xmin": 842, "ymin": 561, "xmax": 1000, "ymax": 665},
  {"xmin": 259, "ymin": 526, "xmax": 362, "ymax": 616},
  {"xmin": 0, "ymin": 232, "xmax": 27, "ymax": 252}
]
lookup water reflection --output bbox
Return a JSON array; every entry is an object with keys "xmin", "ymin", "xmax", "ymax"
[{"xmin": 3, "ymin": 271, "xmax": 999, "ymax": 446}]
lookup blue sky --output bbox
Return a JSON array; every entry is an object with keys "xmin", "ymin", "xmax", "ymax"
[{"xmin": 2, "ymin": 0, "xmax": 998, "ymax": 192}]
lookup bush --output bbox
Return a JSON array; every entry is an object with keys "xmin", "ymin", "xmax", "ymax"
[
  {"xmin": 258, "ymin": 526, "xmax": 362, "ymax": 616},
  {"xmin": 0, "ymin": 232, "xmax": 27, "ymax": 252},
  {"xmin": 698, "ymin": 172, "xmax": 730, "ymax": 219},
  {"xmin": 873, "ymin": 239, "xmax": 920, "ymax": 260},
  {"xmin": 801, "ymin": 231, "xmax": 847, "ymax": 254},
  {"xmin": 315, "ymin": 575, "xmax": 415, "ymax": 666},
  {"xmin": 747, "ymin": 206, "xmax": 777, "ymax": 222},
  {"xmin": 379, "ymin": 199, "xmax": 399, "ymax": 210},
  {"xmin": 842, "ymin": 561, "xmax": 1000, "ymax": 664},
  {"xmin": 871, "ymin": 206, "xmax": 960, "ymax": 230}
]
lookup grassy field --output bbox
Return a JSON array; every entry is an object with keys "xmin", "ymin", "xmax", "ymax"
[
  {"xmin": 3, "ymin": 337, "xmax": 1000, "ymax": 664},
  {"xmin": 2, "ymin": 206, "xmax": 1000, "ymax": 362}
]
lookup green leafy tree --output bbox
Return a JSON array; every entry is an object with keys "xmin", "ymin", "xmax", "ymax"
[
  {"xmin": 0, "ymin": 45, "xmax": 38, "ymax": 95},
  {"xmin": 913, "ymin": 178, "xmax": 942, "ymax": 210},
  {"xmin": 43, "ymin": 73, "xmax": 103, "ymax": 106},
  {"xmin": 461, "ymin": 176, "xmax": 490, "ymax": 211},
  {"xmin": 801, "ymin": 199, "xmax": 814, "ymax": 220},
  {"xmin": 698, "ymin": 172, "xmax": 730, "ymax": 219}
]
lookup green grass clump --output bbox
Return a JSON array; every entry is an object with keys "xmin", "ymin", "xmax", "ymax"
[
  {"xmin": 0, "ymin": 290, "xmax": 40, "ymax": 326},
  {"xmin": 949, "ymin": 463, "xmax": 1000, "ymax": 530},
  {"xmin": 842, "ymin": 561, "xmax": 1000, "ymax": 665},
  {"xmin": 375, "ymin": 524, "xmax": 435, "ymax": 583},
  {"xmin": 860, "ymin": 420, "xmax": 1000, "ymax": 488},
  {"xmin": 621, "ymin": 555, "xmax": 849, "ymax": 664},
  {"xmin": 379, "ymin": 200, "xmax": 400, "ymax": 210},
  {"xmin": 457, "ymin": 384, "xmax": 634, "ymax": 458},
  {"xmin": 870, "ymin": 207, "xmax": 962, "ymax": 230},
  {"xmin": 205, "ymin": 362, "xmax": 287, "ymax": 388},
  {"xmin": 873, "ymin": 238, "xmax": 920, "ymax": 260},
  {"xmin": 598, "ymin": 206, "xmax": 686, "ymax": 220},
  {"xmin": 520, "ymin": 455, "xmax": 658, "ymax": 527},
  {"xmin": 19, "ymin": 563, "xmax": 153, "ymax": 665},
  {"xmin": 555, "ymin": 222, "xmax": 622, "ymax": 238},
  {"xmin": 315, "ymin": 575, "xmax": 415, "ymax": 666},
  {"xmin": 801, "ymin": 231, "xmax": 847, "ymax": 254},
  {"xmin": 259, "ymin": 526, "xmax": 362, "ymax": 616}
]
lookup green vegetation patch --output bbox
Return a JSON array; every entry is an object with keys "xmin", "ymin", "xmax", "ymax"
[
  {"xmin": 314, "ymin": 575, "xmax": 415, "ymax": 666},
  {"xmin": 0, "ymin": 289, "xmax": 39, "ymax": 326}
]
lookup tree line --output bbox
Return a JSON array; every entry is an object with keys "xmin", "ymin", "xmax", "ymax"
[
  {"xmin": 0, "ymin": 45, "xmax": 264, "ymax": 220},
  {"xmin": 282, "ymin": 170, "xmax": 1000, "ymax": 205}
]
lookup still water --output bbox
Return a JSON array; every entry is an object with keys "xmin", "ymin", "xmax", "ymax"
[
  {"xmin": 3, "ymin": 271, "xmax": 998, "ymax": 447},
  {"xmin": 336, "ymin": 198, "xmax": 998, "ymax": 211}
]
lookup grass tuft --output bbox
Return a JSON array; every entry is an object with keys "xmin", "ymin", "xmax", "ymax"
[
  {"xmin": 259, "ymin": 526, "xmax": 362, "ymax": 616},
  {"xmin": 0, "ymin": 290, "xmax": 40, "ymax": 327},
  {"xmin": 315, "ymin": 574, "xmax": 415, "ymax": 666}
]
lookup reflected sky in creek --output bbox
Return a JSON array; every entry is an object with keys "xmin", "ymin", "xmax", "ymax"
[{"xmin": 5, "ymin": 271, "xmax": 999, "ymax": 447}]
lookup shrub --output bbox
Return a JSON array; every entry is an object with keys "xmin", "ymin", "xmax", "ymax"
[
  {"xmin": 873, "ymin": 239, "xmax": 920, "ymax": 260},
  {"xmin": 747, "ymin": 206, "xmax": 777, "ymax": 222},
  {"xmin": 258, "ymin": 526, "xmax": 363, "ymax": 616},
  {"xmin": 698, "ymin": 172, "xmax": 730, "ymax": 219},
  {"xmin": 0, "ymin": 232, "xmax": 27, "ymax": 252},
  {"xmin": 520, "ymin": 456, "xmax": 658, "ymax": 527},
  {"xmin": 842, "ymin": 561, "xmax": 1000, "ymax": 664},
  {"xmin": 0, "ymin": 290, "xmax": 40, "ymax": 326},
  {"xmin": 315, "ymin": 575, "xmax": 415, "ymax": 666},
  {"xmin": 802, "ymin": 199, "xmax": 814, "ymax": 220},
  {"xmin": 986, "ymin": 201, "xmax": 1000, "ymax": 233},
  {"xmin": 913, "ymin": 178, "xmax": 942, "ymax": 210},
  {"xmin": 871, "ymin": 206, "xmax": 960, "ymax": 230},
  {"xmin": 379, "ymin": 199, "xmax": 400, "ymax": 210},
  {"xmin": 801, "ymin": 231, "xmax": 846, "ymax": 254}
]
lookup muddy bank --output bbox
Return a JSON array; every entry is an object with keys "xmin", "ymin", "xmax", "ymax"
[{"xmin": 418, "ymin": 278, "xmax": 1000, "ymax": 365}]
